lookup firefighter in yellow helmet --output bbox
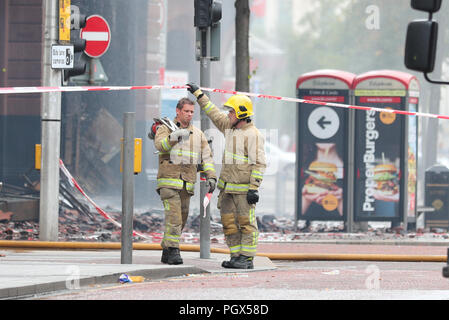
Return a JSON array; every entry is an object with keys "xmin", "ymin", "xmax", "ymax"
[
  {"xmin": 223, "ymin": 94, "xmax": 254, "ymax": 120},
  {"xmin": 187, "ymin": 83, "xmax": 266, "ymax": 269}
]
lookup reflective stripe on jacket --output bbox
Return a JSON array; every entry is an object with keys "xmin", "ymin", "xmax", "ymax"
[
  {"xmin": 154, "ymin": 118, "xmax": 216, "ymax": 194},
  {"xmin": 198, "ymin": 96, "xmax": 266, "ymax": 194}
]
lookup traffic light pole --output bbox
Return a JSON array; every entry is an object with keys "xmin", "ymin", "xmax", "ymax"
[
  {"xmin": 199, "ymin": 28, "xmax": 211, "ymax": 259},
  {"xmin": 194, "ymin": 0, "xmax": 221, "ymax": 259},
  {"xmin": 40, "ymin": 0, "xmax": 62, "ymax": 241}
]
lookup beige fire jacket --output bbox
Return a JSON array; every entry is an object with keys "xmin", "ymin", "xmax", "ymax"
[
  {"xmin": 154, "ymin": 118, "xmax": 216, "ymax": 194},
  {"xmin": 197, "ymin": 95, "xmax": 266, "ymax": 194}
]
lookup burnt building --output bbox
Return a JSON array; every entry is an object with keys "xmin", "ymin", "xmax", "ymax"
[{"xmin": 0, "ymin": 0, "xmax": 167, "ymax": 216}]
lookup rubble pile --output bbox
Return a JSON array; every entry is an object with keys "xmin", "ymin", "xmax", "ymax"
[
  {"xmin": 2, "ymin": 206, "xmax": 449, "ymax": 243},
  {"xmin": 56, "ymin": 208, "xmax": 169, "ymax": 242},
  {"xmin": 0, "ymin": 206, "xmax": 225, "ymax": 242},
  {"xmin": 257, "ymin": 215, "xmax": 296, "ymax": 233},
  {"xmin": 0, "ymin": 220, "xmax": 40, "ymax": 241}
]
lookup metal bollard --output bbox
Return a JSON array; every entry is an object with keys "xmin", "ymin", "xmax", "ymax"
[{"xmin": 121, "ymin": 112, "xmax": 135, "ymax": 264}]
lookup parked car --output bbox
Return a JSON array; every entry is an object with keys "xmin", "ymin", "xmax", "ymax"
[{"xmin": 264, "ymin": 141, "xmax": 296, "ymax": 177}]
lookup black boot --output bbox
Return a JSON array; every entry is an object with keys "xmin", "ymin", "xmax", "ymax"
[
  {"xmin": 166, "ymin": 247, "xmax": 183, "ymax": 265},
  {"xmin": 231, "ymin": 255, "xmax": 254, "ymax": 269},
  {"xmin": 221, "ymin": 255, "xmax": 239, "ymax": 268},
  {"xmin": 161, "ymin": 248, "xmax": 169, "ymax": 264}
]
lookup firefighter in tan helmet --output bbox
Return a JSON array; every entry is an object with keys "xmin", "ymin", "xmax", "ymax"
[
  {"xmin": 150, "ymin": 97, "xmax": 217, "ymax": 265},
  {"xmin": 187, "ymin": 83, "xmax": 266, "ymax": 269}
]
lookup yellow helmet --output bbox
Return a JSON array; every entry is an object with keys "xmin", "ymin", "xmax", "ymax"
[{"xmin": 223, "ymin": 95, "xmax": 254, "ymax": 119}]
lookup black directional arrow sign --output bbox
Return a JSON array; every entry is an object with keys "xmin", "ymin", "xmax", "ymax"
[{"xmin": 317, "ymin": 116, "xmax": 332, "ymax": 129}]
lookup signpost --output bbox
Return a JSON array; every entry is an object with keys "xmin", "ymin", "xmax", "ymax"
[
  {"xmin": 59, "ymin": 0, "xmax": 71, "ymax": 43},
  {"xmin": 51, "ymin": 44, "xmax": 74, "ymax": 69},
  {"xmin": 81, "ymin": 15, "xmax": 111, "ymax": 58},
  {"xmin": 67, "ymin": 15, "xmax": 110, "ymax": 85},
  {"xmin": 40, "ymin": 0, "xmax": 63, "ymax": 241}
]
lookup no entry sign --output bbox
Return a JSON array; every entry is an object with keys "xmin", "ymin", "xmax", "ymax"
[{"xmin": 80, "ymin": 15, "xmax": 111, "ymax": 58}]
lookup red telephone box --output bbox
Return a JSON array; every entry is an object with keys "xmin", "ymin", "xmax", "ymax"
[
  {"xmin": 296, "ymin": 70, "xmax": 356, "ymax": 222},
  {"xmin": 352, "ymin": 70, "xmax": 419, "ymax": 226}
]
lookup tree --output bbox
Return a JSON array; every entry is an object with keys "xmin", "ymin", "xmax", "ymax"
[{"xmin": 235, "ymin": 0, "xmax": 250, "ymax": 91}]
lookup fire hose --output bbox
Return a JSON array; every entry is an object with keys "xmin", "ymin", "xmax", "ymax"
[{"xmin": 0, "ymin": 240, "xmax": 446, "ymax": 262}]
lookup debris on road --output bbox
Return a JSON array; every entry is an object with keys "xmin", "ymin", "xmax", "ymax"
[
  {"xmin": 119, "ymin": 274, "xmax": 145, "ymax": 283},
  {"xmin": 2, "ymin": 188, "xmax": 449, "ymax": 244}
]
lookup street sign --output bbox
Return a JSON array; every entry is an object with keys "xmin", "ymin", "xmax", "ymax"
[
  {"xmin": 307, "ymin": 107, "xmax": 340, "ymax": 140},
  {"xmin": 59, "ymin": 0, "xmax": 71, "ymax": 42},
  {"xmin": 80, "ymin": 15, "xmax": 111, "ymax": 58},
  {"xmin": 51, "ymin": 44, "xmax": 74, "ymax": 69}
]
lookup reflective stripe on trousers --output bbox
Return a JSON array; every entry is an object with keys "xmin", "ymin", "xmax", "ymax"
[{"xmin": 158, "ymin": 178, "xmax": 194, "ymax": 192}]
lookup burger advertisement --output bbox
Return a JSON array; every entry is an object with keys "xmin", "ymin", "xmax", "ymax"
[
  {"xmin": 353, "ymin": 97, "xmax": 404, "ymax": 221},
  {"xmin": 302, "ymin": 160, "xmax": 343, "ymax": 219},
  {"xmin": 304, "ymin": 161, "xmax": 339, "ymax": 195},
  {"xmin": 373, "ymin": 163, "xmax": 400, "ymax": 200},
  {"xmin": 299, "ymin": 142, "xmax": 346, "ymax": 220}
]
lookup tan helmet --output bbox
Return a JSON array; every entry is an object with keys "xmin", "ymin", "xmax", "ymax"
[{"xmin": 223, "ymin": 94, "xmax": 254, "ymax": 119}]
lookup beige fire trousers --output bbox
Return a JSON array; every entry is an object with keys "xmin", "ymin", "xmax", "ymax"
[
  {"xmin": 159, "ymin": 185, "xmax": 192, "ymax": 249},
  {"xmin": 218, "ymin": 191, "xmax": 259, "ymax": 257}
]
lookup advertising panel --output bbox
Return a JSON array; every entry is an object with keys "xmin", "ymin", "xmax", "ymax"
[
  {"xmin": 296, "ymin": 70, "xmax": 355, "ymax": 221},
  {"xmin": 407, "ymin": 95, "xmax": 418, "ymax": 218},
  {"xmin": 353, "ymin": 71, "xmax": 418, "ymax": 223}
]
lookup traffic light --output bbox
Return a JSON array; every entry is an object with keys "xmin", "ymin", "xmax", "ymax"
[
  {"xmin": 70, "ymin": 9, "xmax": 86, "ymax": 30},
  {"xmin": 64, "ymin": 8, "xmax": 87, "ymax": 83},
  {"xmin": 194, "ymin": 0, "xmax": 222, "ymax": 28},
  {"xmin": 404, "ymin": 19, "xmax": 438, "ymax": 73},
  {"xmin": 210, "ymin": 0, "xmax": 221, "ymax": 61},
  {"xmin": 211, "ymin": 1, "xmax": 222, "ymax": 26},
  {"xmin": 411, "ymin": 0, "xmax": 441, "ymax": 13},
  {"xmin": 195, "ymin": 0, "xmax": 222, "ymax": 60},
  {"xmin": 193, "ymin": 0, "xmax": 221, "ymax": 28},
  {"xmin": 194, "ymin": 0, "xmax": 212, "ymax": 28},
  {"xmin": 64, "ymin": 54, "xmax": 86, "ymax": 82},
  {"xmin": 404, "ymin": 0, "xmax": 449, "ymax": 84}
]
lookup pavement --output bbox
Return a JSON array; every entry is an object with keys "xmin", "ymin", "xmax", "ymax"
[
  {"xmin": 0, "ymin": 247, "xmax": 276, "ymax": 300},
  {"xmin": 1, "ymin": 236, "xmax": 449, "ymax": 300}
]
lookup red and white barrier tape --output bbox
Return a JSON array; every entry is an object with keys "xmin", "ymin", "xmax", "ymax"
[
  {"xmin": 0, "ymin": 85, "xmax": 186, "ymax": 95},
  {"xmin": 59, "ymin": 159, "xmax": 152, "ymax": 241},
  {"xmin": 0, "ymin": 84, "xmax": 447, "ymax": 120},
  {"xmin": 200, "ymin": 87, "xmax": 448, "ymax": 120}
]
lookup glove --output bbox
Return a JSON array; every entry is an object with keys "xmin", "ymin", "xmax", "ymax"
[
  {"xmin": 169, "ymin": 129, "xmax": 191, "ymax": 142},
  {"xmin": 247, "ymin": 189, "xmax": 259, "ymax": 204},
  {"xmin": 186, "ymin": 82, "xmax": 203, "ymax": 98},
  {"xmin": 206, "ymin": 178, "xmax": 216, "ymax": 193},
  {"xmin": 147, "ymin": 122, "xmax": 160, "ymax": 140},
  {"xmin": 186, "ymin": 82, "xmax": 199, "ymax": 94}
]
